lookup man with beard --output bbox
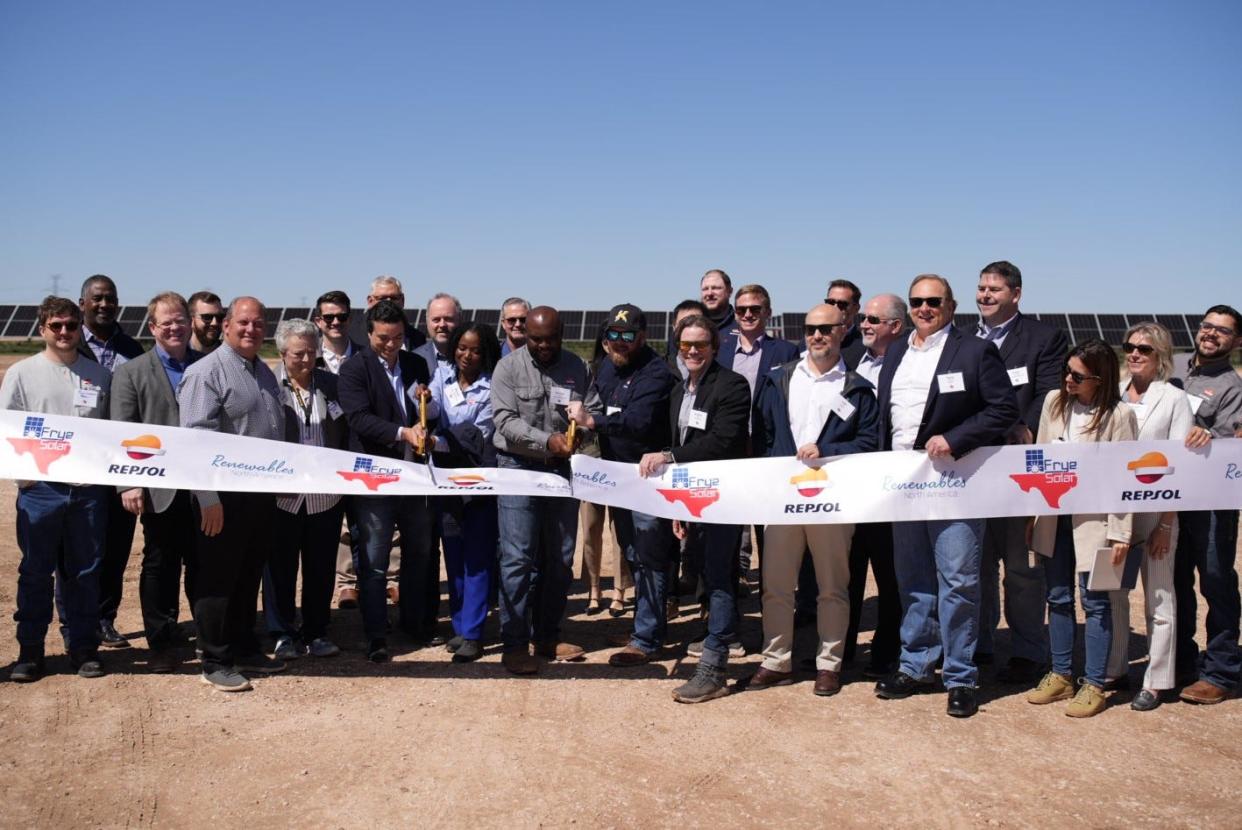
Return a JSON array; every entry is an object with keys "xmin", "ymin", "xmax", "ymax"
[
  {"xmin": 188, "ymin": 291, "xmax": 225, "ymax": 354},
  {"xmin": 568, "ymin": 304, "xmax": 677, "ymax": 667},
  {"xmin": 699, "ymin": 269, "xmax": 737, "ymax": 333}
]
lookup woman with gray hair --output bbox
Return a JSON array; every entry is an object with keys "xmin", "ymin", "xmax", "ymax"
[
  {"xmin": 1107, "ymin": 322, "xmax": 1211, "ymax": 709},
  {"xmin": 263, "ymin": 319, "xmax": 351, "ymax": 659}
]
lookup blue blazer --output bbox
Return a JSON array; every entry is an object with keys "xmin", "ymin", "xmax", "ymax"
[
  {"xmin": 338, "ymin": 347, "xmax": 436, "ymax": 459},
  {"xmin": 876, "ymin": 326, "xmax": 1019, "ymax": 457},
  {"xmin": 990, "ymin": 313, "xmax": 1070, "ymax": 435},
  {"xmin": 753, "ymin": 361, "xmax": 879, "ymax": 458},
  {"xmin": 716, "ymin": 333, "xmax": 799, "ymax": 401}
]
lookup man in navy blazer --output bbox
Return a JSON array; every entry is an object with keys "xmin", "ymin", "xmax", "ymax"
[
  {"xmin": 873, "ymin": 274, "xmax": 1019, "ymax": 718},
  {"xmin": 974, "ymin": 260, "xmax": 1069, "ymax": 683},
  {"xmin": 338, "ymin": 299, "xmax": 438, "ymax": 662}
]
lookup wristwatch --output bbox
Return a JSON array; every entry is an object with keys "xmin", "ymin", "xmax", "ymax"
[{"xmin": 661, "ymin": 449, "xmax": 675, "ymax": 465}]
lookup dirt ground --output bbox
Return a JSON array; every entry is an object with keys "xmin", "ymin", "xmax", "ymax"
[{"xmin": 1, "ymin": 357, "xmax": 1240, "ymax": 829}]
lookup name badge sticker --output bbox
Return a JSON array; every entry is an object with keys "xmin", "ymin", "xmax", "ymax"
[
  {"xmin": 828, "ymin": 394, "xmax": 856, "ymax": 422},
  {"xmin": 75, "ymin": 387, "xmax": 100, "ymax": 408},
  {"xmin": 444, "ymin": 384, "xmax": 466, "ymax": 407},
  {"xmin": 606, "ymin": 406, "xmax": 622, "ymax": 416},
  {"xmin": 937, "ymin": 372, "xmax": 966, "ymax": 393},
  {"xmin": 688, "ymin": 409, "xmax": 708, "ymax": 430},
  {"xmin": 549, "ymin": 386, "xmax": 572, "ymax": 406},
  {"xmin": 1186, "ymin": 393, "xmax": 1203, "ymax": 416},
  {"xmin": 327, "ymin": 401, "xmax": 344, "ymax": 420},
  {"xmin": 1007, "ymin": 367, "xmax": 1030, "ymax": 387}
]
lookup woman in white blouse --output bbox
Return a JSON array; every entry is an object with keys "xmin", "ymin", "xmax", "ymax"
[{"xmin": 1106, "ymin": 323, "xmax": 1211, "ymax": 710}]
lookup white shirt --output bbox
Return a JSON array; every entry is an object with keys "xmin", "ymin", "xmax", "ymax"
[
  {"xmin": 788, "ymin": 356, "xmax": 848, "ymax": 447},
  {"xmin": 319, "ymin": 341, "xmax": 354, "ymax": 375},
  {"xmin": 856, "ymin": 350, "xmax": 885, "ymax": 390},
  {"xmin": 889, "ymin": 326, "xmax": 950, "ymax": 451}
]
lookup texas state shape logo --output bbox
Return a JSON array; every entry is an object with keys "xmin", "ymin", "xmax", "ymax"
[
  {"xmin": 7, "ymin": 416, "xmax": 73, "ymax": 475},
  {"xmin": 1008, "ymin": 448, "xmax": 1079, "ymax": 508},
  {"xmin": 656, "ymin": 466, "xmax": 721, "ymax": 518}
]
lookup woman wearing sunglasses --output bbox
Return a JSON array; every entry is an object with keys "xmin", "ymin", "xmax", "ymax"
[
  {"xmin": 1026, "ymin": 339, "xmax": 1136, "ymax": 717},
  {"xmin": 1105, "ymin": 323, "xmax": 1210, "ymax": 709}
]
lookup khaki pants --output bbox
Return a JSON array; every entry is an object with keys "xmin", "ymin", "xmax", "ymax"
[
  {"xmin": 761, "ymin": 522, "xmax": 854, "ymax": 672},
  {"xmin": 578, "ymin": 501, "xmax": 631, "ymax": 591}
]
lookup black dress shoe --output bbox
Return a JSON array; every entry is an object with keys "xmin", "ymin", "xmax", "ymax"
[
  {"xmin": 1130, "ymin": 689, "xmax": 1163, "ymax": 711},
  {"xmin": 947, "ymin": 686, "xmax": 979, "ymax": 718},
  {"xmin": 367, "ymin": 638, "xmax": 390, "ymax": 663},
  {"xmin": 100, "ymin": 621, "xmax": 131, "ymax": 649},
  {"xmin": 452, "ymin": 639, "xmax": 482, "ymax": 663},
  {"xmin": 875, "ymin": 671, "xmax": 934, "ymax": 699}
]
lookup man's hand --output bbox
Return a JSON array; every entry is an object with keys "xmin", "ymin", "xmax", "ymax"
[
  {"xmin": 566, "ymin": 401, "xmax": 594, "ymax": 430},
  {"xmin": 547, "ymin": 432, "xmax": 573, "ymax": 458},
  {"xmin": 1109, "ymin": 541, "xmax": 1130, "ymax": 566},
  {"xmin": 200, "ymin": 503, "xmax": 224, "ymax": 537},
  {"xmin": 672, "ymin": 518, "xmax": 687, "ymax": 540},
  {"xmin": 120, "ymin": 488, "xmax": 144, "ymax": 516},
  {"xmin": 1185, "ymin": 426, "xmax": 1211, "ymax": 449},
  {"xmin": 638, "ymin": 452, "xmax": 667, "ymax": 478},
  {"xmin": 925, "ymin": 435, "xmax": 953, "ymax": 459},
  {"xmin": 401, "ymin": 424, "xmax": 428, "ymax": 452},
  {"xmin": 795, "ymin": 443, "xmax": 821, "ymax": 460},
  {"xmin": 1008, "ymin": 423, "xmax": 1034, "ymax": 445}
]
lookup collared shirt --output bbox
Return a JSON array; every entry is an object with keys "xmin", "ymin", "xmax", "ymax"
[
  {"xmin": 1173, "ymin": 354, "xmax": 1242, "ymax": 437},
  {"xmin": 731, "ymin": 334, "xmax": 765, "ymax": 395},
  {"xmin": 889, "ymin": 326, "xmax": 951, "ymax": 451},
  {"xmin": 154, "ymin": 344, "xmax": 192, "ymax": 394},
  {"xmin": 318, "ymin": 341, "xmax": 354, "ymax": 375},
  {"xmin": 976, "ymin": 312, "xmax": 1018, "ymax": 349},
  {"xmin": 677, "ymin": 374, "xmax": 699, "ymax": 444},
  {"xmin": 276, "ymin": 365, "xmax": 341, "ymax": 515},
  {"xmin": 379, "ymin": 353, "xmax": 408, "ymax": 423},
  {"xmin": 178, "ymin": 342, "xmax": 286, "ymax": 509},
  {"xmin": 491, "ymin": 346, "xmax": 598, "ymax": 462},
  {"xmin": 788, "ymin": 356, "xmax": 848, "ymax": 447},
  {"xmin": 83, "ymin": 326, "xmax": 131, "ymax": 372},
  {"xmin": 430, "ymin": 364, "xmax": 495, "ymax": 464},
  {"xmin": 856, "ymin": 350, "xmax": 885, "ymax": 390}
]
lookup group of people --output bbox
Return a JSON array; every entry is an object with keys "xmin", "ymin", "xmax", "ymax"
[{"xmin": 2, "ymin": 265, "xmax": 1239, "ymax": 718}]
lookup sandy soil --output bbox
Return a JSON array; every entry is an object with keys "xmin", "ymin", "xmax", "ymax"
[{"xmin": 0, "ymin": 355, "xmax": 1240, "ymax": 829}]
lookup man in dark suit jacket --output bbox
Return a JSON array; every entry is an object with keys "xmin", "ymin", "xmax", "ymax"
[
  {"xmin": 77, "ymin": 274, "xmax": 147, "ymax": 648},
  {"xmin": 826, "ymin": 278, "xmax": 865, "ymax": 367},
  {"xmin": 639, "ymin": 314, "xmax": 751, "ymax": 704},
  {"xmin": 110, "ymin": 292, "xmax": 201, "ymax": 672},
  {"xmin": 873, "ymin": 274, "xmax": 1019, "ymax": 718},
  {"xmin": 337, "ymin": 299, "xmax": 438, "ymax": 661},
  {"xmin": 974, "ymin": 260, "xmax": 1069, "ymax": 683}
]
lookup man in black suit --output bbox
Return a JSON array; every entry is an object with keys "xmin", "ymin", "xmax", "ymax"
[
  {"xmin": 873, "ymin": 274, "xmax": 1019, "ymax": 718},
  {"xmin": 825, "ymin": 278, "xmax": 865, "ymax": 365},
  {"xmin": 974, "ymin": 260, "xmax": 1069, "ymax": 684},
  {"xmin": 337, "ymin": 299, "xmax": 438, "ymax": 661},
  {"xmin": 639, "ymin": 314, "xmax": 751, "ymax": 703},
  {"xmin": 77, "ymin": 274, "xmax": 146, "ymax": 649},
  {"xmin": 313, "ymin": 290, "xmax": 365, "ymax": 375}
]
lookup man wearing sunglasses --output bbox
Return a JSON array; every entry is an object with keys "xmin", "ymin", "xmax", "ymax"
[
  {"xmin": 500, "ymin": 297, "xmax": 530, "ymax": 357},
  {"xmin": 825, "ymin": 278, "xmax": 865, "ymax": 363},
  {"xmin": 2, "ymin": 296, "xmax": 112, "ymax": 683},
  {"xmin": 188, "ymin": 291, "xmax": 225, "ymax": 354},
  {"xmin": 1173, "ymin": 304, "xmax": 1242, "ymax": 705},
  {"xmin": 973, "ymin": 260, "xmax": 1069, "ymax": 685},
  {"xmin": 568, "ymin": 304, "xmax": 677, "ymax": 667},
  {"xmin": 345, "ymin": 275, "xmax": 428, "ymax": 354},
  {"xmin": 76, "ymin": 275, "xmax": 145, "ymax": 650},
  {"xmin": 874, "ymin": 274, "xmax": 1019, "ymax": 718},
  {"xmin": 313, "ymin": 290, "xmax": 363, "ymax": 375}
]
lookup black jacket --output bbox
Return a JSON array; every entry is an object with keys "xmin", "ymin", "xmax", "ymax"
[
  {"xmin": 337, "ymin": 347, "xmax": 435, "ymax": 459},
  {"xmin": 591, "ymin": 346, "xmax": 677, "ymax": 463},
  {"xmin": 668, "ymin": 361, "xmax": 751, "ymax": 463}
]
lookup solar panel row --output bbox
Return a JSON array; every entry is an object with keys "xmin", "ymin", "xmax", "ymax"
[{"xmin": 0, "ymin": 305, "xmax": 1211, "ymax": 347}]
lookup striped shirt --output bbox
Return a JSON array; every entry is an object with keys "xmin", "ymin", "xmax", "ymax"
[{"xmin": 275, "ymin": 366, "xmax": 341, "ymax": 515}]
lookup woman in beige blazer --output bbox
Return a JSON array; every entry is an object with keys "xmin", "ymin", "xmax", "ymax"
[
  {"xmin": 1026, "ymin": 339, "xmax": 1136, "ymax": 717},
  {"xmin": 1106, "ymin": 323, "xmax": 1211, "ymax": 710}
]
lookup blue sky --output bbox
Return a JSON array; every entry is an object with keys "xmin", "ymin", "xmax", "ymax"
[{"xmin": 1, "ymin": 1, "xmax": 1238, "ymax": 315}]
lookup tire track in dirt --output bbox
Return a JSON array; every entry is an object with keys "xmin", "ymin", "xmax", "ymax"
[{"xmin": 118, "ymin": 685, "xmax": 159, "ymax": 829}]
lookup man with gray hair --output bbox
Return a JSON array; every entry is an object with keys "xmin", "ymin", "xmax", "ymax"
[
  {"xmin": 500, "ymin": 297, "xmax": 530, "ymax": 356},
  {"xmin": 346, "ymin": 275, "xmax": 427, "ymax": 353}
]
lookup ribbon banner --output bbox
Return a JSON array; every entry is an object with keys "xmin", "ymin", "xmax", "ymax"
[{"xmin": 3, "ymin": 411, "xmax": 1240, "ymax": 524}]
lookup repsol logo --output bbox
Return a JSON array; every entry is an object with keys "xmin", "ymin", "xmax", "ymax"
[
  {"xmin": 1120, "ymin": 490, "xmax": 1181, "ymax": 502},
  {"xmin": 783, "ymin": 502, "xmax": 842, "ymax": 514},
  {"xmin": 107, "ymin": 464, "xmax": 167, "ymax": 477}
]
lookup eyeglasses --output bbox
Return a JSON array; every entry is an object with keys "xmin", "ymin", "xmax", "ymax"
[
  {"xmin": 1122, "ymin": 341, "xmax": 1155, "ymax": 356},
  {"xmin": 1199, "ymin": 321, "xmax": 1236, "ymax": 337},
  {"xmin": 319, "ymin": 312, "xmax": 349, "ymax": 324},
  {"xmin": 1065, "ymin": 368, "xmax": 1100, "ymax": 384},
  {"xmin": 604, "ymin": 329, "xmax": 637, "ymax": 343},
  {"xmin": 45, "ymin": 320, "xmax": 80, "ymax": 333},
  {"xmin": 805, "ymin": 323, "xmax": 843, "ymax": 338},
  {"xmin": 678, "ymin": 340, "xmax": 712, "ymax": 354},
  {"xmin": 197, "ymin": 313, "xmax": 223, "ymax": 324},
  {"xmin": 908, "ymin": 297, "xmax": 945, "ymax": 309},
  {"xmin": 862, "ymin": 315, "xmax": 897, "ymax": 326},
  {"xmin": 504, "ymin": 316, "xmax": 527, "ymax": 326},
  {"xmin": 823, "ymin": 299, "xmax": 853, "ymax": 311},
  {"xmin": 152, "ymin": 318, "xmax": 188, "ymax": 331},
  {"xmin": 736, "ymin": 304, "xmax": 766, "ymax": 318}
]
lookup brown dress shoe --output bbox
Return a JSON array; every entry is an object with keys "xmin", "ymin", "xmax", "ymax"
[
  {"xmin": 608, "ymin": 646, "xmax": 651, "ymax": 667},
  {"xmin": 337, "ymin": 587, "xmax": 358, "ymax": 609},
  {"xmin": 747, "ymin": 666, "xmax": 794, "ymax": 690},
  {"xmin": 533, "ymin": 641, "xmax": 586, "ymax": 662},
  {"xmin": 1180, "ymin": 679, "xmax": 1230, "ymax": 705},
  {"xmin": 502, "ymin": 651, "xmax": 538, "ymax": 675},
  {"xmin": 386, "ymin": 585, "xmax": 400, "ymax": 605},
  {"xmin": 814, "ymin": 670, "xmax": 842, "ymax": 696}
]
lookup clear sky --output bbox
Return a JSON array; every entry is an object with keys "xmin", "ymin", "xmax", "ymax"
[{"xmin": 1, "ymin": 1, "xmax": 1238, "ymax": 315}]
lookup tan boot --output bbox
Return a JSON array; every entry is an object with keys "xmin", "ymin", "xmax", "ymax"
[
  {"xmin": 1026, "ymin": 671, "xmax": 1074, "ymax": 704},
  {"xmin": 1065, "ymin": 681, "xmax": 1107, "ymax": 718}
]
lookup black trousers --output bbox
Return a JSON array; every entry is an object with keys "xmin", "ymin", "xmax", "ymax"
[
  {"xmin": 844, "ymin": 521, "xmax": 901, "ymax": 665},
  {"xmin": 98, "ymin": 489, "xmax": 138, "ymax": 623},
  {"xmin": 138, "ymin": 490, "xmax": 197, "ymax": 650},
  {"xmin": 263, "ymin": 501, "xmax": 346, "ymax": 641},
  {"xmin": 192, "ymin": 492, "xmax": 276, "ymax": 672}
]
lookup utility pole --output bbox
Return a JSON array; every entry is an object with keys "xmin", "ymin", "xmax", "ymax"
[{"xmin": 47, "ymin": 273, "xmax": 63, "ymax": 298}]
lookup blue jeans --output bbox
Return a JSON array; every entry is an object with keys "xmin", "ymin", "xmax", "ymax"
[
  {"xmin": 496, "ymin": 455, "xmax": 577, "ymax": 652},
  {"xmin": 1175, "ymin": 509, "xmax": 1240, "ymax": 689},
  {"xmin": 978, "ymin": 515, "xmax": 1048, "ymax": 662},
  {"xmin": 1046, "ymin": 515, "xmax": 1112, "ymax": 687},
  {"xmin": 14, "ymin": 482, "xmax": 107, "ymax": 654},
  {"xmin": 440, "ymin": 496, "xmax": 497, "ymax": 641},
  {"xmin": 353, "ymin": 494, "xmax": 434, "ymax": 640},
  {"xmin": 700, "ymin": 523, "xmax": 743, "ymax": 668},
  {"xmin": 612, "ymin": 508, "xmax": 674, "ymax": 654},
  {"xmin": 891, "ymin": 518, "xmax": 983, "ymax": 688}
]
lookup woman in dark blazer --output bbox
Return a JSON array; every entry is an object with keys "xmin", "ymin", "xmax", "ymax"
[{"xmin": 639, "ymin": 314, "xmax": 751, "ymax": 703}]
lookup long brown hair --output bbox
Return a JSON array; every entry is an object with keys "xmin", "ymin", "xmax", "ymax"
[{"xmin": 1052, "ymin": 338, "xmax": 1122, "ymax": 436}]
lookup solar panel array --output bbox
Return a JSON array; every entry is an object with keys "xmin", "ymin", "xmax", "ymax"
[{"xmin": 0, "ymin": 304, "xmax": 1209, "ymax": 347}]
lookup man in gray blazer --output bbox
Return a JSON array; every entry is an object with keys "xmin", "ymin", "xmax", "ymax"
[{"xmin": 110, "ymin": 291, "xmax": 201, "ymax": 673}]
